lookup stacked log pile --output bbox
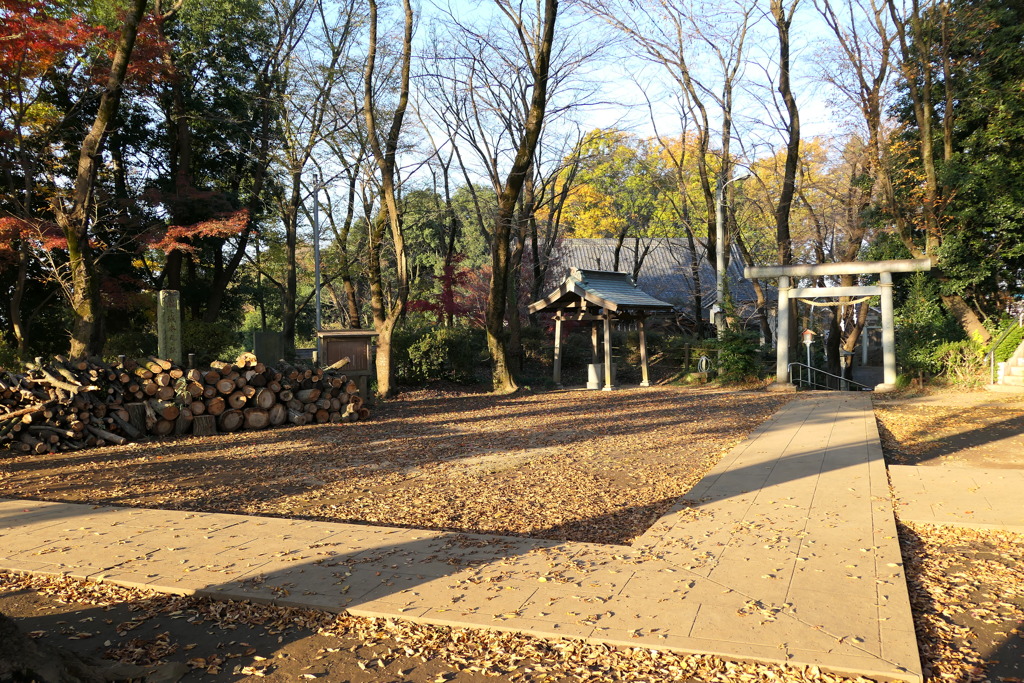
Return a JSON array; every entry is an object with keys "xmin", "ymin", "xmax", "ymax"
[{"xmin": 0, "ymin": 353, "xmax": 368, "ymax": 455}]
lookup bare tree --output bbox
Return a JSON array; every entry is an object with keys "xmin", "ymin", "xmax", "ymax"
[
  {"xmin": 320, "ymin": 157, "xmax": 366, "ymax": 328},
  {"xmin": 363, "ymin": 0, "xmax": 414, "ymax": 397},
  {"xmin": 420, "ymin": 0, "xmax": 574, "ymax": 391},
  {"xmin": 202, "ymin": 0, "xmax": 313, "ymax": 325},
  {"xmin": 528, "ymin": 132, "xmax": 584, "ymax": 305},
  {"xmin": 485, "ymin": 0, "xmax": 559, "ymax": 392},
  {"xmin": 585, "ymin": 0, "xmax": 756, "ymax": 329},
  {"xmin": 273, "ymin": 0, "xmax": 357, "ymax": 356},
  {"xmin": 814, "ymin": 0, "xmax": 895, "ymax": 365}
]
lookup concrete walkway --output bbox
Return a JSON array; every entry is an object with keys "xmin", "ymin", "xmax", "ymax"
[
  {"xmin": 0, "ymin": 394, "xmax": 922, "ymax": 682},
  {"xmin": 890, "ymin": 465, "xmax": 1024, "ymax": 532}
]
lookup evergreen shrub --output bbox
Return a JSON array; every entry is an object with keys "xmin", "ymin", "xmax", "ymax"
[
  {"xmin": 0, "ymin": 340, "xmax": 23, "ymax": 371},
  {"xmin": 715, "ymin": 329, "xmax": 765, "ymax": 384},
  {"xmin": 895, "ymin": 272, "xmax": 965, "ymax": 375},
  {"xmin": 931, "ymin": 339, "xmax": 986, "ymax": 385},
  {"xmin": 402, "ymin": 326, "xmax": 485, "ymax": 384},
  {"xmin": 181, "ymin": 320, "xmax": 246, "ymax": 365},
  {"xmin": 992, "ymin": 323, "xmax": 1024, "ymax": 363}
]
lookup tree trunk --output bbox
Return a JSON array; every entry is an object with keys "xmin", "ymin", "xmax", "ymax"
[
  {"xmin": 363, "ymin": 0, "xmax": 413, "ymax": 398},
  {"xmin": 0, "ymin": 611, "xmax": 103, "ymax": 682},
  {"xmin": 735, "ymin": 230, "xmax": 771, "ymax": 347},
  {"xmin": 282, "ymin": 169, "xmax": 301, "ymax": 358},
  {"xmin": 10, "ymin": 239, "xmax": 29, "ymax": 351},
  {"xmin": 336, "ymin": 165, "xmax": 362, "ymax": 328},
  {"xmin": 486, "ymin": 0, "xmax": 559, "ymax": 394},
  {"xmin": 155, "ymin": 0, "xmax": 191, "ymax": 295},
  {"xmin": 771, "ymin": 0, "xmax": 800, "ymax": 267}
]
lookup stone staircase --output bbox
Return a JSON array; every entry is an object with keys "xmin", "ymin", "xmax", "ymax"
[{"xmin": 999, "ymin": 337, "xmax": 1024, "ymax": 387}]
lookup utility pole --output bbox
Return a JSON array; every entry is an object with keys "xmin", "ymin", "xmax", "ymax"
[{"xmin": 312, "ymin": 175, "xmax": 325, "ymax": 360}]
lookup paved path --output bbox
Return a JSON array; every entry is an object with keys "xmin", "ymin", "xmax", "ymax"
[
  {"xmin": 0, "ymin": 394, "xmax": 921, "ymax": 682},
  {"xmin": 890, "ymin": 465, "xmax": 1024, "ymax": 532}
]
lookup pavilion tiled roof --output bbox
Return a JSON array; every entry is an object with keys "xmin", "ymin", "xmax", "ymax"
[
  {"xmin": 528, "ymin": 268, "xmax": 674, "ymax": 314},
  {"xmin": 544, "ymin": 238, "xmax": 773, "ymax": 314}
]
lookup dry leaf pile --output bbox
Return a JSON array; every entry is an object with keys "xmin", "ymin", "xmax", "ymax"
[
  {"xmin": 0, "ymin": 387, "xmax": 791, "ymax": 545},
  {"xmin": 899, "ymin": 522, "xmax": 1024, "ymax": 682}
]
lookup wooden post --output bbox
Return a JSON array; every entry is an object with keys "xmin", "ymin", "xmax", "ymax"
[
  {"xmin": 602, "ymin": 308, "xmax": 617, "ymax": 391},
  {"xmin": 157, "ymin": 290, "xmax": 182, "ymax": 365},
  {"xmin": 638, "ymin": 315, "xmax": 650, "ymax": 387},
  {"xmin": 192, "ymin": 414, "xmax": 216, "ymax": 437},
  {"xmin": 126, "ymin": 402, "xmax": 147, "ymax": 433},
  {"xmin": 591, "ymin": 322, "xmax": 600, "ymax": 365},
  {"xmin": 553, "ymin": 316, "xmax": 563, "ymax": 387}
]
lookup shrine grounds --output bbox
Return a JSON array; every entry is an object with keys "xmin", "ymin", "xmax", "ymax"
[{"xmin": 1, "ymin": 385, "xmax": 1022, "ymax": 682}]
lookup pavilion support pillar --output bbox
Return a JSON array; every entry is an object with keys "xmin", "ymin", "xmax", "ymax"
[
  {"xmin": 552, "ymin": 316, "xmax": 563, "ymax": 388},
  {"xmin": 878, "ymin": 271, "xmax": 897, "ymax": 392},
  {"xmin": 602, "ymin": 307, "xmax": 617, "ymax": 391},
  {"xmin": 638, "ymin": 315, "xmax": 650, "ymax": 387},
  {"xmin": 587, "ymin": 320, "xmax": 602, "ymax": 390},
  {"xmin": 773, "ymin": 275, "xmax": 792, "ymax": 388}
]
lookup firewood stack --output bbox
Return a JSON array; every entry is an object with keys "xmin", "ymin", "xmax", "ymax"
[{"xmin": 0, "ymin": 352, "xmax": 368, "ymax": 455}]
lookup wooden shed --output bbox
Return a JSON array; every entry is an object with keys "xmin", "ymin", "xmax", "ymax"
[
  {"xmin": 317, "ymin": 329, "xmax": 377, "ymax": 398},
  {"xmin": 528, "ymin": 268, "xmax": 674, "ymax": 389}
]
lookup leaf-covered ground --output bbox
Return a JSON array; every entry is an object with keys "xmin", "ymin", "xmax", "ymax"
[
  {"xmin": 900, "ymin": 523, "xmax": 1024, "ymax": 683},
  {"xmin": 0, "ymin": 572, "xmax": 879, "ymax": 683},
  {"xmin": 0, "ymin": 386, "xmax": 791, "ymax": 545},
  {"xmin": 4, "ymin": 386, "xmax": 1022, "ymax": 681},
  {"xmin": 874, "ymin": 391, "xmax": 1024, "ymax": 468},
  {"xmin": 3, "ymin": 523, "xmax": 1019, "ymax": 683}
]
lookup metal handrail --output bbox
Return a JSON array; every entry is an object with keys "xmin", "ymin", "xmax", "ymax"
[
  {"xmin": 788, "ymin": 362, "xmax": 873, "ymax": 391},
  {"xmin": 988, "ymin": 315, "xmax": 1024, "ymax": 384}
]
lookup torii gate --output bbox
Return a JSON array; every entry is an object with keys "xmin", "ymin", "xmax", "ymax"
[{"xmin": 744, "ymin": 258, "xmax": 932, "ymax": 392}]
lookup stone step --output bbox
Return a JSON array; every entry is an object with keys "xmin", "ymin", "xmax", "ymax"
[
  {"xmin": 1002, "ymin": 374, "xmax": 1024, "ymax": 386},
  {"xmin": 1004, "ymin": 365, "xmax": 1024, "ymax": 378}
]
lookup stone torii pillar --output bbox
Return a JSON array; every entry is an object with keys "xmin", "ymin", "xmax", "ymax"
[{"xmin": 744, "ymin": 258, "xmax": 932, "ymax": 393}]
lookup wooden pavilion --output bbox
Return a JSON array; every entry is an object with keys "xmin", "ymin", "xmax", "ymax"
[{"xmin": 528, "ymin": 268, "xmax": 674, "ymax": 390}]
